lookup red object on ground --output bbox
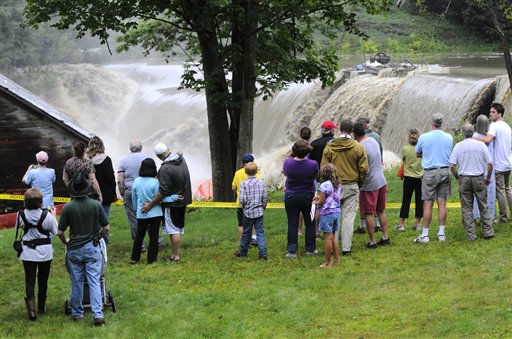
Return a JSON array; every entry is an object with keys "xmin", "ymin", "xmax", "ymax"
[
  {"xmin": 194, "ymin": 178, "xmax": 213, "ymax": 200},
  {"xmin": 0, "ymin": 204, "xmax": 64, "ymax": 229}
]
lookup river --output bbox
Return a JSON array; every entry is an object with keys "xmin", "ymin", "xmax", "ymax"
[{"xmin": 32, "ymin": 54, "xmax": 511, "ymax": 192}]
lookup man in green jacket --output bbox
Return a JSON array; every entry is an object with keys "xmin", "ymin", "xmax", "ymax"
[{"xmin": 322, "ymin": 119, "xmax": 368, "ymax": 255}]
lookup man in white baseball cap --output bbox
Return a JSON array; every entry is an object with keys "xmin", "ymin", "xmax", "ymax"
[{"xmin": 142, "ymin": 143, "xmax": 192, "ymax": 262}]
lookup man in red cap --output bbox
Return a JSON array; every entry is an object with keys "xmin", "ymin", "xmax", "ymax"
[
  {"xmin": 309, "ymin": 120, "xmax": 338, "ymax": 167},
  {"xmin": 309, "ymin": 120, "xmax": 338, "ymax": 236}
]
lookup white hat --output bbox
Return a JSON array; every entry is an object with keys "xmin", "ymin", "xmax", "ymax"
[
  {"xmin": 154, "ymin": 143, "xmax": 168, "ymax": 155},
  {"xmin": 35, "ymin": 151, "xmax": 48, "ymax": 163}
]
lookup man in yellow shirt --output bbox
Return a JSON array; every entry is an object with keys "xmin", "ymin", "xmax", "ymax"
[{"xmin": 232, "ymin": 153, "xmax": 261, "ymax": 243}]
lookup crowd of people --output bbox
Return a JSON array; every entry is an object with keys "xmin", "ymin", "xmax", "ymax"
[
  {"xmin": 16, "ymin": 137, "xmax": 192, "ymax": 325},
  {"xmin": 14, "ymin": 102, "xmax": 511, "ymax": 326}
]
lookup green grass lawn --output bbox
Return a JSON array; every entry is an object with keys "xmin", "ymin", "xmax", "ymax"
[{"xmin": 1, "ymin": 169, "xmax": 511, "ymax": 338}]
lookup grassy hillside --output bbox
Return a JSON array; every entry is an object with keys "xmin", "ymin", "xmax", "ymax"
[{"xmin": 336, "ymin": 7, "xmax": 498, "ymax": 56}]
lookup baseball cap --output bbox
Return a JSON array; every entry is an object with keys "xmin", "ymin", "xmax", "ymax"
[
  {"xmin": 241, "ymin": 153, "xmax": 254, "ymax": 164},
  {"xmin": 432, "ymin": 113, "xmax": 444, "ymax": 127},
  {"xmin": 154, "ymin": 143, "xmax": 168, "ymax": 155},
  {"xmin": 321, "ymin": 120, "xmax": 338, "ymax": 131},
  {"xmin": 355, "ymin": 116, "xmax": 370, "ymax": 124},
  {"xmin": 35, "ymin": 151, "xmax": 48, "ymax": 163}
]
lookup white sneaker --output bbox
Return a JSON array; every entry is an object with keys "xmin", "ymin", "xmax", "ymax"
[
  {"xmin": 413, "ymin": 224, "xmax": 422, "ymax": 231},
  {"xmin": 437, "ymin": 234, "xmax": 446, "ymax": 242},
  {"xmin": 285, "ymin": 252, "xmax": 297, "ymax": 258},
  {"xmin": 414, "ymin": 235, "xmax": 430, "ymax": 243},
  {"xmin": 395, "ymin": 224, "xmax": 405, "ymax": 231}
]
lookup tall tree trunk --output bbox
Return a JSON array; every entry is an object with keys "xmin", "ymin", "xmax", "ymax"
[
  {"xmin": 239, "ymin": 0, "xmax": 257, "ymax": 161},
  {"xmin": 230, "ymin": 0, "xmax": 244, "ymax": 174},
  {"xmin": 231, "ymin": 0, "xmax": 257, "ymax": 171},
  {"xmin": 199, "ymin": 35, "xmax": 235, "ymax": 201},
  {"xmin": 487, "ymin": 3, "xmax": 512, "ymax": 89},
  {"xmin": 191, "ymin": 1, "xmax": 235, "ymax": 201}
]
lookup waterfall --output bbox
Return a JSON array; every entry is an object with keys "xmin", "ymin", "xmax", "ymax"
[
  {"xmin": 379, "ymin": 75, "xmax": 496, "ymax": 154},
  {"xmin": 32, "ymin": 62, "xmax": 511, "ymax": 190}
]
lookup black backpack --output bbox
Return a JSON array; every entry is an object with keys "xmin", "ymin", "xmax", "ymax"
[{"xmin": 17, "ymin": 209, "xmax": 51, "ymax": 249}]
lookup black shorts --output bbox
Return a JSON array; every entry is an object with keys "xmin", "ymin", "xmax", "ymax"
[
  {"xmin": 237, "ymin": 208, "xmax": 244, "ymax": 226},
  {"xmin": 169, "ymin": 206, "xmax": 186, "ymax": 229}
]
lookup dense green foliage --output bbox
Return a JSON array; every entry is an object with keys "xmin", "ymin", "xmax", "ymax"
[
  {"xmin": 0, "ymin": 0, "xmax": 504, "ymax": 77},
  {"xmin": 0, "ymin": 1, "xmax": 79, "ymax": 73},
  {"xmin": 407, "ymin": 0, "xmax": 512, "ymax": 86},
  {"xmin": 0, "ymin": 0, "xmax": 143, "ymax": 76},
  {"xmin": 408, "ymin": 0, "xmax": 512, "ymax": 42},
  {"xmin": 0, "ymin": 1, "xmax": 502, "ymax": 77}
]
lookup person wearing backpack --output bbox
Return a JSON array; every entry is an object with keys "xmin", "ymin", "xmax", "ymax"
[{"xmin": 16, "ymin": 188, "xmax": 58, "ymax": 321}]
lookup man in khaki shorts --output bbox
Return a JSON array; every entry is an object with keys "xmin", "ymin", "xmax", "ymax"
[{"xmin": 414, "ymin": 113, "xmax": 453, "ymax": 243}]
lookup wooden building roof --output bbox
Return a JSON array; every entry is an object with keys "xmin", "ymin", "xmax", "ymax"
[{"xmin": 0, "ymin": 74, "xmax": 94, "ymax": 213}]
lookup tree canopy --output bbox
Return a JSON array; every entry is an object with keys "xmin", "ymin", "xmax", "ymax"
[
  {"xmin": 24, "ymin": 0, "xmax": 394, "ymax": 200},
  {"xmin": 407, "ymin": 0, "xmax": 512, "ymax": 87}
]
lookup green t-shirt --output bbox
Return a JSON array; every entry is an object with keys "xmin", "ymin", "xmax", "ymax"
[
  {"xmin": 400, "ymin": 144, "xmax": 423, "ymax": 178},
  {"xmin": 58, "ymin": 197, "xmax": 109, "ymax": 250}
]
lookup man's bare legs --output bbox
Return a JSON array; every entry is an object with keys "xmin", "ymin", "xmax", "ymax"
[
  {"xmin": 437, "ymin": 197, "xmax": 447, "ymax": 226},
  {"xmin": 365, "ymin": 213, "xmax": 376, "ymax": 244},
  {"xmin": 170, "ymin": 234, "xmax": 180, "ymax": 260},
  {"xmin": 422, "ymin": 200, "xmax": 434, "ymax": 229},
  {"xmin": 417, "ymin": 198, "xmax": 446, "ymax": 241},
  {"xmin": 376, "ymin": 211, "xmax": 389, "ymax": 240}
]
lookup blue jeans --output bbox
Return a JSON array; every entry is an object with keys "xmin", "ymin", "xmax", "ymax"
[
  {"xmin": 102, "ymin": 204, "xmax": 111, "ymax": 245},
  {"xmin": 240, "ymin": 216, "xmax": 267, "ymax": 257},
  {"xmin": 284, "ymin": 192, "xmax": 316, "ymax": 253},
  {"xmin": 67, "ymin": 241, "xmax": 103, "ymax": 319}
]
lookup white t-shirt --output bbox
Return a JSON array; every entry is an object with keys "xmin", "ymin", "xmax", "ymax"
[
  {"xmin": 449, "ymin": 138, "xmax": 492, "ymax": 175},
  {"xmin": 18, "ymin": 209, "xmax": 58, "ymax": 262},
  {"xmin": 488, "ymin": 120, "xmax": 512, "ymax": 172}
]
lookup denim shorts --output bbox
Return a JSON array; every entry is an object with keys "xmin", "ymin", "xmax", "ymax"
[{"xmin": 318, "ymin": 212, "xmax": 340, "ymax": 233}]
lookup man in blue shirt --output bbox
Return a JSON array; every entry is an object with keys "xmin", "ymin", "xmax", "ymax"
[
  {"xmin": 415, "ymin": 113, "xmax": 453, "ymax": 243},
  {"xmin": 22, "ymin": 151, "xmax": 56, "ymax": 209}
]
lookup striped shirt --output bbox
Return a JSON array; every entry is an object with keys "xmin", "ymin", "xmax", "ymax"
[{"xmin": 240, "ymin": 176, "xmax": 267, "ymax": 219}]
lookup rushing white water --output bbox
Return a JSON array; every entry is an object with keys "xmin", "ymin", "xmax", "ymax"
[
  {"xmin": 380, "ymin": 75, "xmax": 495, "ymax": 153},
  {"xmin": 34, "ymin": 61, "xmax": 511, "ymax": 192}
]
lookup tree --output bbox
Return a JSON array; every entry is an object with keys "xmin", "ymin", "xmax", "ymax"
[
  {"xmin": 409, "ymin": 0, "xmax": 512, "ymax": 89},
  {"xmin": 473, "ymin": 0, "xmax": 512, "ymax": 89},
  {"xmin": 24, "ymin": 0, "xmax": 393, "ymax": 201},
  {"xmin": 0, "ymin": 1, "xmax": 82, "ymax": 74}
]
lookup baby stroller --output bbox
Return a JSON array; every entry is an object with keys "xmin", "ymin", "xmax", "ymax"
[{"xmin": 64, "ymin": 238, "xmax": 116, "ymax": 314}]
